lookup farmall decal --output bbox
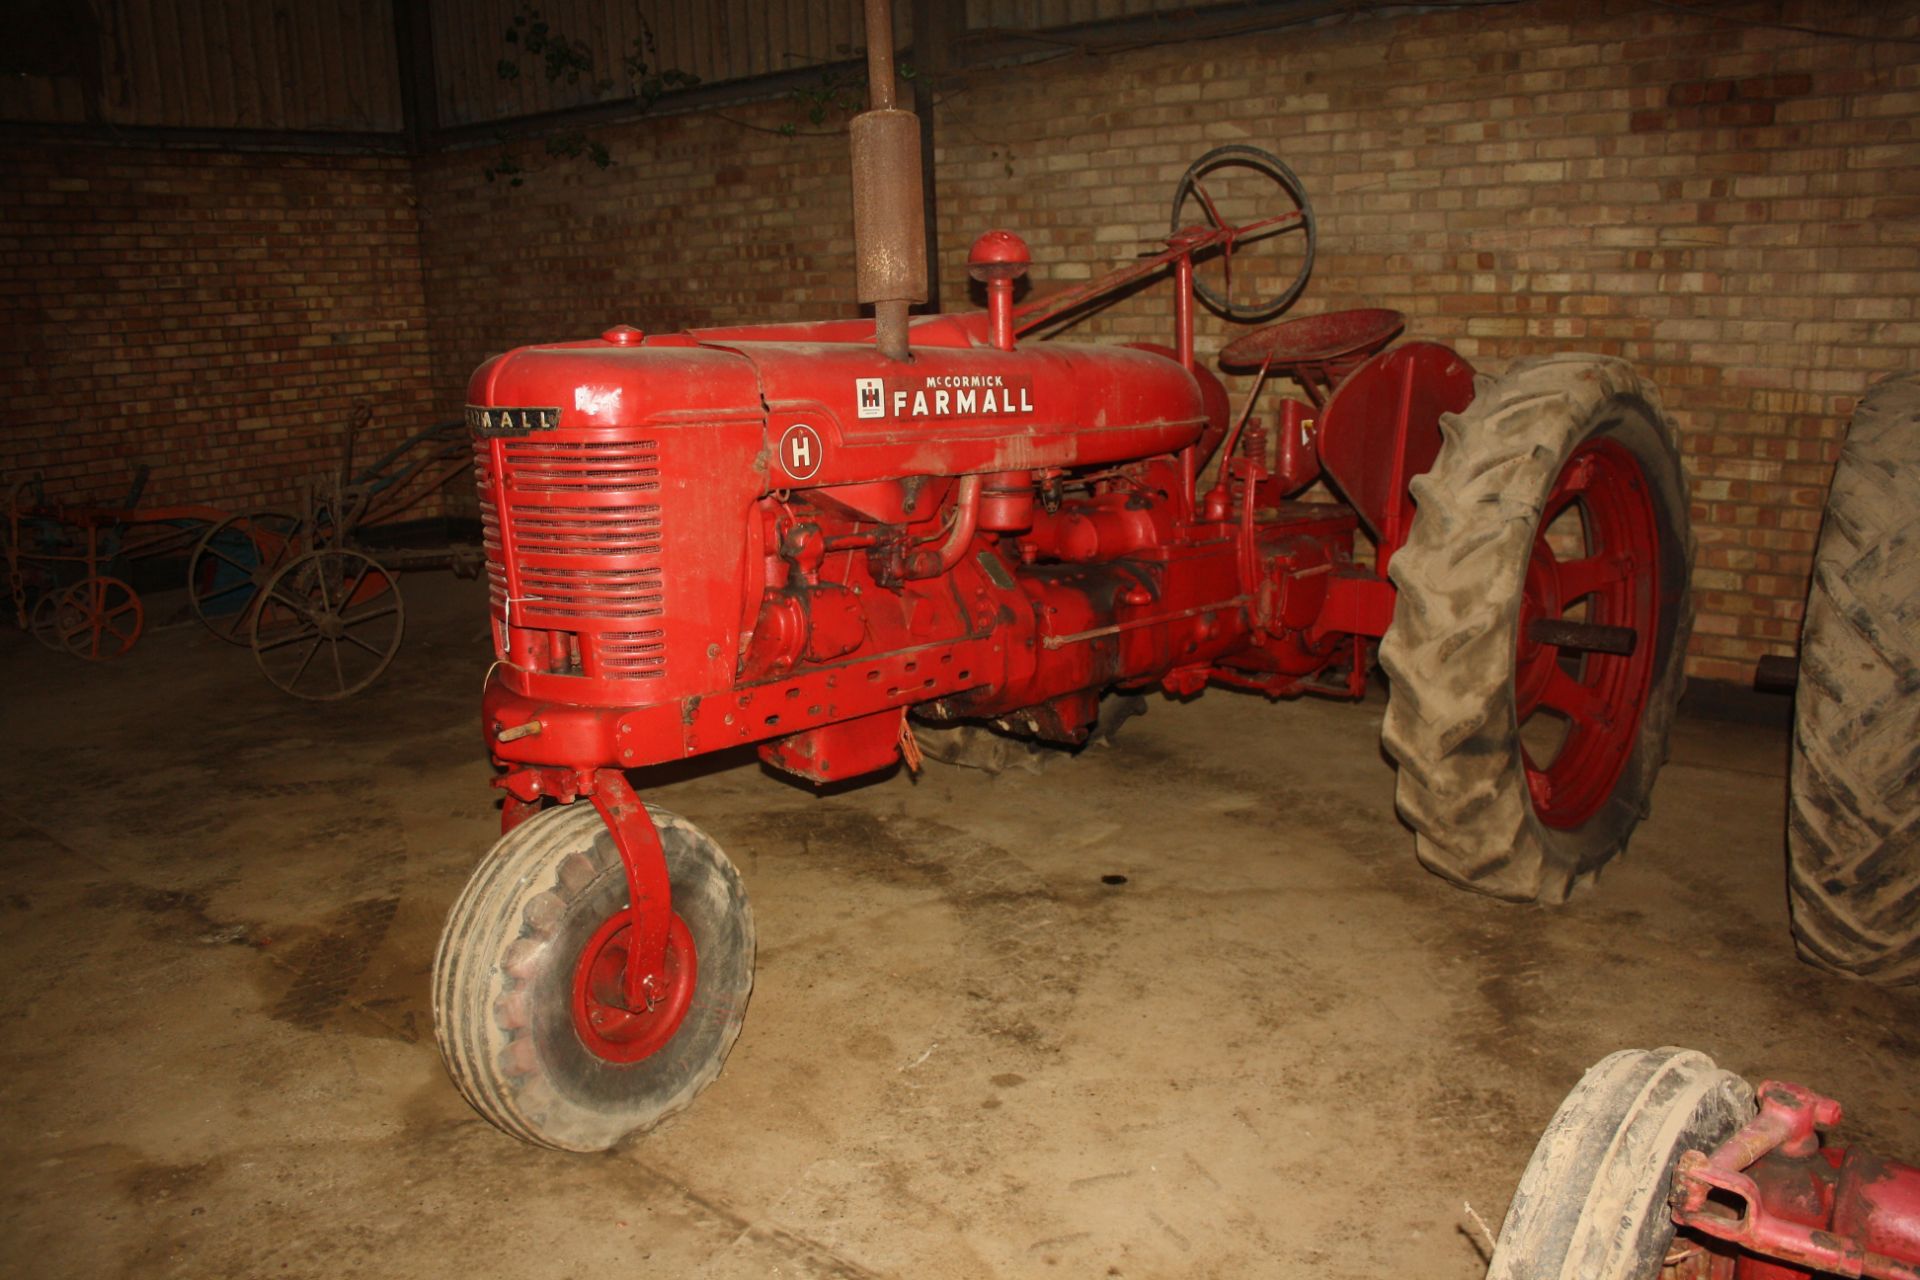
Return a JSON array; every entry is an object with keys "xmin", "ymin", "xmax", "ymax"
[
  {"xmin": 467, "ymin": 406, "xmax": 561, "ymax": 437},
  {"xmin": 854, "ymin": 374, "xmax": 1035, "ymax": 421}
]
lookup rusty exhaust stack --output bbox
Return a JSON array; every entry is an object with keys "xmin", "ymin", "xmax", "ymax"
[{"xmin": 851, "ymin": 0, "xmax": 927, "ymax": 362}]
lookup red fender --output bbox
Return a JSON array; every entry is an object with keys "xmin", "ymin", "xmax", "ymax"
[{"xmin": 1314, "ymin": 341, "xmax": 1475, "ymax": 571}]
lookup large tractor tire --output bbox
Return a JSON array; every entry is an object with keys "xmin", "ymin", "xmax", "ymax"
[
  {"xmin": 433, "ymin": 802, "xmax": 754, "ymax": 1151},
  {"xmin": 1486, "ymin": 1047, "xmax": 1753, "ymax": 1280},
  {"xmin": 1788, "ymin": 372, "xmax": 1920, "ymax": 986},
  {"xmin": 1380, "ymin": 355, "xmax": 1695, "ymax": 903}
]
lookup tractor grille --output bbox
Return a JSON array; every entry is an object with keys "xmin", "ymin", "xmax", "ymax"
[
  {"xmin": 497, "ymin": 438, "xmax": 662, "ymax": 493},
  {"xmin": 599, "ymin": 630, "xmax": 668, "ymax": 678},
  {"xmin": 475, "ymin": 437, "xmax": 669, "ymax": 678}
]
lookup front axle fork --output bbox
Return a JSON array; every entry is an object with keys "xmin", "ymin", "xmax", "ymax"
[{"xmin": 495, "ymin": 765, "xmax": 673, "ymax": 1011}]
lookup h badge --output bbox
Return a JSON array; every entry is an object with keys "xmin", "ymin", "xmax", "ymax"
[{"xmin": 778, "ymin": 423, "xmax": 824, "ymax": 481}]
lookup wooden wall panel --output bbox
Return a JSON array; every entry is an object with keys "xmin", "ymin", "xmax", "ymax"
[
  {"xmin": 430, "ymin": 0, "xmax": 900, "ymax": 128},
  {"xmin": 0, "ymin": 0, "xmax": 404, "ymax": 132}
]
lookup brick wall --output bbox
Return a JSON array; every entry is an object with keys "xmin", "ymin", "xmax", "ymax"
[
  {"xmin": 415, "ymin": 104, "xmax": 856, "ymax": 399},
  {"xmin": 411, "ymin": 0, "xmax": 1920, "ymax": 684},
  {"xmin": 928, "ymin": 0, "xmax": 1920, "ymax": 683},
  {"xmin": 1, "ymin": 147, "xmax": 436, "ymax": 515},
  {"xmin": 20, "ymin": 0, "xmax": 1902, "ymax": 681}
]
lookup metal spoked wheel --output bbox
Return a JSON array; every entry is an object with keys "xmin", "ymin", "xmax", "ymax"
[
  {"xmin": 56, "ymin": 575, "xmax": 144, "ymax": 662},
  {"xmin": 249, "ymin": 548, "xmax": 403, "ymax": 700},
  {"xmin": 28, "ymin": 590, "xmax": 71, "ymax": 650},
  {"xmin": 188, "ymin": 510, "xmax": 305, "ymax": 645},
  {"xmin": 1169, "ymin": 144, "xmax": 1317, "ymax": 322}
]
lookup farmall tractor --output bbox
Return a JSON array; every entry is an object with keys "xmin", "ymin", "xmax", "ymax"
[{"xmin": 432, "ymin": 14, "xmax": 1700, "ymax": 1154}]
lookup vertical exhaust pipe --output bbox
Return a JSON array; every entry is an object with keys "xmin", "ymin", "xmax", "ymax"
[{"xmin": 851, "ymin": 0, "xmax": 927, "ymax": 361}]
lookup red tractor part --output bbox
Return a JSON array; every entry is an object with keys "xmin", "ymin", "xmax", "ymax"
[
  {"xmin": 1218, "ymin": 306, "xmax": 1405, "ymax": 404},
  {"xmin": 430, "ymin": 0, "xmax": 1695, "ymax": 1151},
  {"xmin": 1489, "ymin": 1048, "xmax": 1920, "ymax": 1280},
  {"xmin": 1672, "ymin": 1080, "xmax": 1920, "ymax": 1280}
]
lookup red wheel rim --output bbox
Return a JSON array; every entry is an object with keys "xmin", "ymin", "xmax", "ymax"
[
  {"xmin": 569, "ymin": 909, "xmax": 698, "ymax": 1063},
  {"xmin": 1514, "ymin": 438, "xmax": 1662, "ymax": 829},
  {"xmin": 60, "ymin": 577, "xmax": 143, "ymax": 661}
]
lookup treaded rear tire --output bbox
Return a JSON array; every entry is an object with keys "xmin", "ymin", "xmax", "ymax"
[
  {"xmin": 1788, "ymin": 372, "xmax": 1920, "ymax": 986},
  {"xmin": 433, "ymin": 802, "xmax": 754, "ymax": 1151},
  {"xmin": 1487, "ymin": 1047, "xmax": 1753, "ymax": 1280},
  {"xmin": 1380, "ymin": 354, "xmax": 1695, "ymax": 903}
]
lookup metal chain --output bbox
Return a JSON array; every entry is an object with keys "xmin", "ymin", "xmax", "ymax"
[{"xmin": 5, "ymin": 483, "xmax": 27, "ymax": 629}]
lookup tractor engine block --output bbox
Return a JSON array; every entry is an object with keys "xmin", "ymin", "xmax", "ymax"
[{"xmin": 470, "ymin": 319, "xmax": 1367, "ymax": 786}]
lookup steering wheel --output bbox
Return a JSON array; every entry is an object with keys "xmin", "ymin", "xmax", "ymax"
[{"xmin": 1169, "ymin": 145, "xmax": 1317, "ymax": 322}]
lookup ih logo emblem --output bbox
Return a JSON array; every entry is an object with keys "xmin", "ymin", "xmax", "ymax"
[
  {"xmin": 778, "ymin": 423, "xmax": 824, "ymax": 481},
  {"xmin": 855, "ymin": 378, "xmax": 884, "ymax": 419}
]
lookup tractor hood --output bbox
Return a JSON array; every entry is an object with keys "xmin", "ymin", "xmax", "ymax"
[{"xmin": 467, "ymin": 317, "xmax": 1211, "ymax": 489}]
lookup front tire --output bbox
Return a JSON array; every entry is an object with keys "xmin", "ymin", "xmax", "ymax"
[
  {"xmin": 1788, "ymin": 372, "xmax": 1920, "ymax": 986},
  {"xmin": 1487, "ymin": 1047, "xmax": 1753, "ymax": 1280},
  {"xmin": 1380, "ymin": 355, "xmax": 1695, "ymax": 902},
  {"xmin": 433, "ymin": 802, "xmax": 754, "ymax": 1151}
]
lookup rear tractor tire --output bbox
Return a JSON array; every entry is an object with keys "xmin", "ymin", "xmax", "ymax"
[
  {"xmin": 1788, "ymin": 372, "xmax": 1920, "ymax": 986},
  {"xmin": 1487, "ymin": 1047, "xmax": 1753, "ymax": 1280},
  {"xmin": 433, "ymin": 802, "xmax": 754, "ymax": 1151},
  {"xmin": 1380, "ymin": 355, "xmax": 1695, "ymax": 902}
]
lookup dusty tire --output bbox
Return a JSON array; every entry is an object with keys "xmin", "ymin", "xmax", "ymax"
[
  {"xmin": 1488, "ymin": 1047, "xmax": 1753, "ymax": 1280},
  {"xmin": 1380, "ymin": 355, "xmax": 1695, "ymax": 903},
  {"xmin": 433, "ymin": 802, "xmax": 754, "ymax": 1151},
  {"xmin": 1788, "ymin": 373, "xmax": 1920, "ymax": 986}
]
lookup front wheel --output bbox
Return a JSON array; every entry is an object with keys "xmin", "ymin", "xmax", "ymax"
[
  {"xmin": 433, "ymin": 802, "xmax": 754, "ymax": 1152},
  {"xmin": 1487, "ymin": 1047, "xmax": 1753, "ymax": 1280},
  {"xmin": 1380, "ymin": 355, "xmax": 1695, "ymax": 902}
]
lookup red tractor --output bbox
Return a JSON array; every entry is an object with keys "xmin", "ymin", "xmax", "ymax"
[{"xmin": 431, "ymin": 20, "xmax": 1695, "ymax": 1151}]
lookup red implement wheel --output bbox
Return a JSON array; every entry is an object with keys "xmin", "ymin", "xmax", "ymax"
[
  {"xmin": 249, "ymin": 548, "xmax": 403, "ymax": 700},
  {"xmin": 432, "ymin": 802, "xmax": 754, "ymax": 1151},
  {"xmin": 188, "ymin": 510, "xmax": 304, "ymax": 645},
  {"xmin": 1380, "ymin": 355, "xmax": 1694, "ymax": 903},
  {"xmin": 57, "ymin": 576, "xmax": 143, "ymax": 661}
]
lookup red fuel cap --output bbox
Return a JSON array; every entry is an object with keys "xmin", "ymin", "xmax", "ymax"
[{"xmin": 968, "ymin": 230, "xmax": 1030, "ymax": 282}]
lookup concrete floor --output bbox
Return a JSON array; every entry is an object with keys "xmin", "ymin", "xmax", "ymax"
[{"xmin": 2, "ymin": 573, "xmax": 1916, "ymax": 1280}]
